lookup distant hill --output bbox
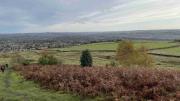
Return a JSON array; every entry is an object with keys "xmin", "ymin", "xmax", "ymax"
[
  {"xmin": 1, "ymin": 29, "xmax": 180, "ymax": 41},
  {"xmin": 0, "ymin": 29, "xmax": 180, "ymax": 52}
]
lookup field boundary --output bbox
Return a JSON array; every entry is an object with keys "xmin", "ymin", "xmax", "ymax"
[
  {"xmin": 56, "ymin": 50, "xmax": 180, "ymax": 58},
  {"xmin": 149, "ymin": 45, "xmax": 180, "ymax": 51},
  {"xmin": 148, "ymin": 53, "xmax": 180, "ymax": 58},
  {"xmin": 57, "ymin": 50, "xmax": 115, "ymax": 52}
]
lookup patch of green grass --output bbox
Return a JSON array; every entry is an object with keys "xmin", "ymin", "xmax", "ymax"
[
  {"xmin": 133, "ymin": 40, "xmax": 178, "ymax": 49},
  {"xmin": 54, "ymin": 52, "xmax": 112, "ymax": 66},
  {"xmin": 152, "ymin": 47, "xmax": 180, "ymax": 56},
  {"xmin": 153, "ymin": 55, "xmax": 180, "ymax": 68},
  {"xmin": 0, "ymin": 69, "xmax": 96, "ymax": 101},
  {"xmin": 0, "ymin": 58, "xmax": 11, "ymax": 64},
  {"xmin": 56, "ymin": 42, "xmax": 118, "ymax": 51},
  {"xmin": 54, "ymin": 40, "xmax": 177, "ymax": 51}
]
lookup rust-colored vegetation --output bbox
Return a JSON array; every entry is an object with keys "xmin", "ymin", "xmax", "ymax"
[{"xmin": 14, "ymin": 65, "xmax": 180, "ymax": 101}]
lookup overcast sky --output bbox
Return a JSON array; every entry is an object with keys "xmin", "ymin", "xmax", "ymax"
[{"xmin": 0, "ymin": 0, "xmax": 180, "ymax": 33}]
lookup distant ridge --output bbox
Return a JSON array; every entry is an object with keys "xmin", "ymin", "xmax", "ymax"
[
  {"xmin": 1, "ymin": 29, "xmax": 180, "ymax": 35},
  {"xmin": 0, "ymin": 29, "xmax": 180, "ymax": 40}
]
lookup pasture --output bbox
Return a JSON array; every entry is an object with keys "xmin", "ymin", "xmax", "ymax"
[
  {"xmin": 0, "ymin": 40, "xmax": 179, "ymax": 67},
  {"xmin": 53, "ymin": 40, "xmax": 178, "ymax": 51}
]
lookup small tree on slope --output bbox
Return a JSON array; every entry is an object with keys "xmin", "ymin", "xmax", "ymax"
[
  {"xmin": 80, "ymin": 50, "xmax": 93, "ymax": 67},
  {"xmin": 116, "ymin": 40, "xmax": 154, "ymax": 67}
]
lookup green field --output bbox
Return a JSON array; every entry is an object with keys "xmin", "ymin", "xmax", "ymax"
[
  {"xmin": 151, "ymin": 47, "xmax": 180, "ymax": 56},
  {"xmin": 50, "ymin": 40, "xmax": 180, "ymax": 67},
  {"xmin": 0, "ymin": 40, "xmax": 179, "ymax": 67},
  {"xmin": 54, "ymin": 40, "xmax": 178, "ymax": 51}
]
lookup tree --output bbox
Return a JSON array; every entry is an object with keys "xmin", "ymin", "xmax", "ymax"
[
  {"xmin": 116, "ymin": 40, "xmax": 154, "ymax": 67},
  {"xmin": 116, "ymin": 40, "xmax": 136, "ymax": 66},
  {"xmin": 135, "ymin": 46, "xmax": 154, "ymax": 67},
  {"xmin": 80, "ymin": 50, "xmax": 93, "ymax": 67}
]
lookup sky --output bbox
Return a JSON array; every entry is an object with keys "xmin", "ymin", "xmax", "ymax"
[{"xmin": 0, "ymin": 0, "xmax": 180, "ymax": 33}]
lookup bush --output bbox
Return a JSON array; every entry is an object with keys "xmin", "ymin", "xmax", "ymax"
[
  {"xmin": 22, "ymin": 60, "xmax": 30, "ymax": 66},
  {"xmin": 38, "ymin": 54, "xmax": 58, "ymax": 65},
  {"xmin": 110, "ymin": 60, "xmax": 118, "ymax": 67},
  {"xmin": 116, "ymin": 40, "xmax": 154, "ymax": 67},
  {"xmin": 10, "ymin": 54, "xmax": 30, "ymax": 66},
  {"xmin": 46, "ymin": 55, "xmax": 58, "ymax": 65},
  {"xmin": 80, "ymin": 50, "xmax": 93, "ymax": 67}
]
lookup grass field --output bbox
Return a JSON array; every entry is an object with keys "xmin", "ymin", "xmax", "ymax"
[
  {"xmin": 54, "ymin": 40, "xmax": 178, "ymax": 51},
  {"xmin": 0, "ymin": 40, "xmax": 179, "ymax": 67},
  {"xmin": 50, "ymin": 40, "xmax": 180, "ymax": 67},
  {"xmin": 151, "ymin": 47, "xmax": 180, "ymax": 56}
]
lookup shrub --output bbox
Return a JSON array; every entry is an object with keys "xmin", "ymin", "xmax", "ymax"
[
  {"xmin": 21, "ymin": 60, "xmax": 30, "ymax": 66},
  {"xmin": 110, "ymin": 60, "xmax": 118, "ymax": 67},
  {"xmin": 116, "ymin": 40, "xmax": 154, "ymax": 67},
  {"xmin": 10, "ymin": 54, "xmax": 30, "ymax": 66},
  {"xmin": 80, "ymin": 50, "xmax": 93, "ymax": 67},
  {"xmin": 38, "ymin": 54, "xmax": 58, "ymax": 65},
  {"xmin": 47, "ymin": 55, "xmax": 58, "ymax": 65}
]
